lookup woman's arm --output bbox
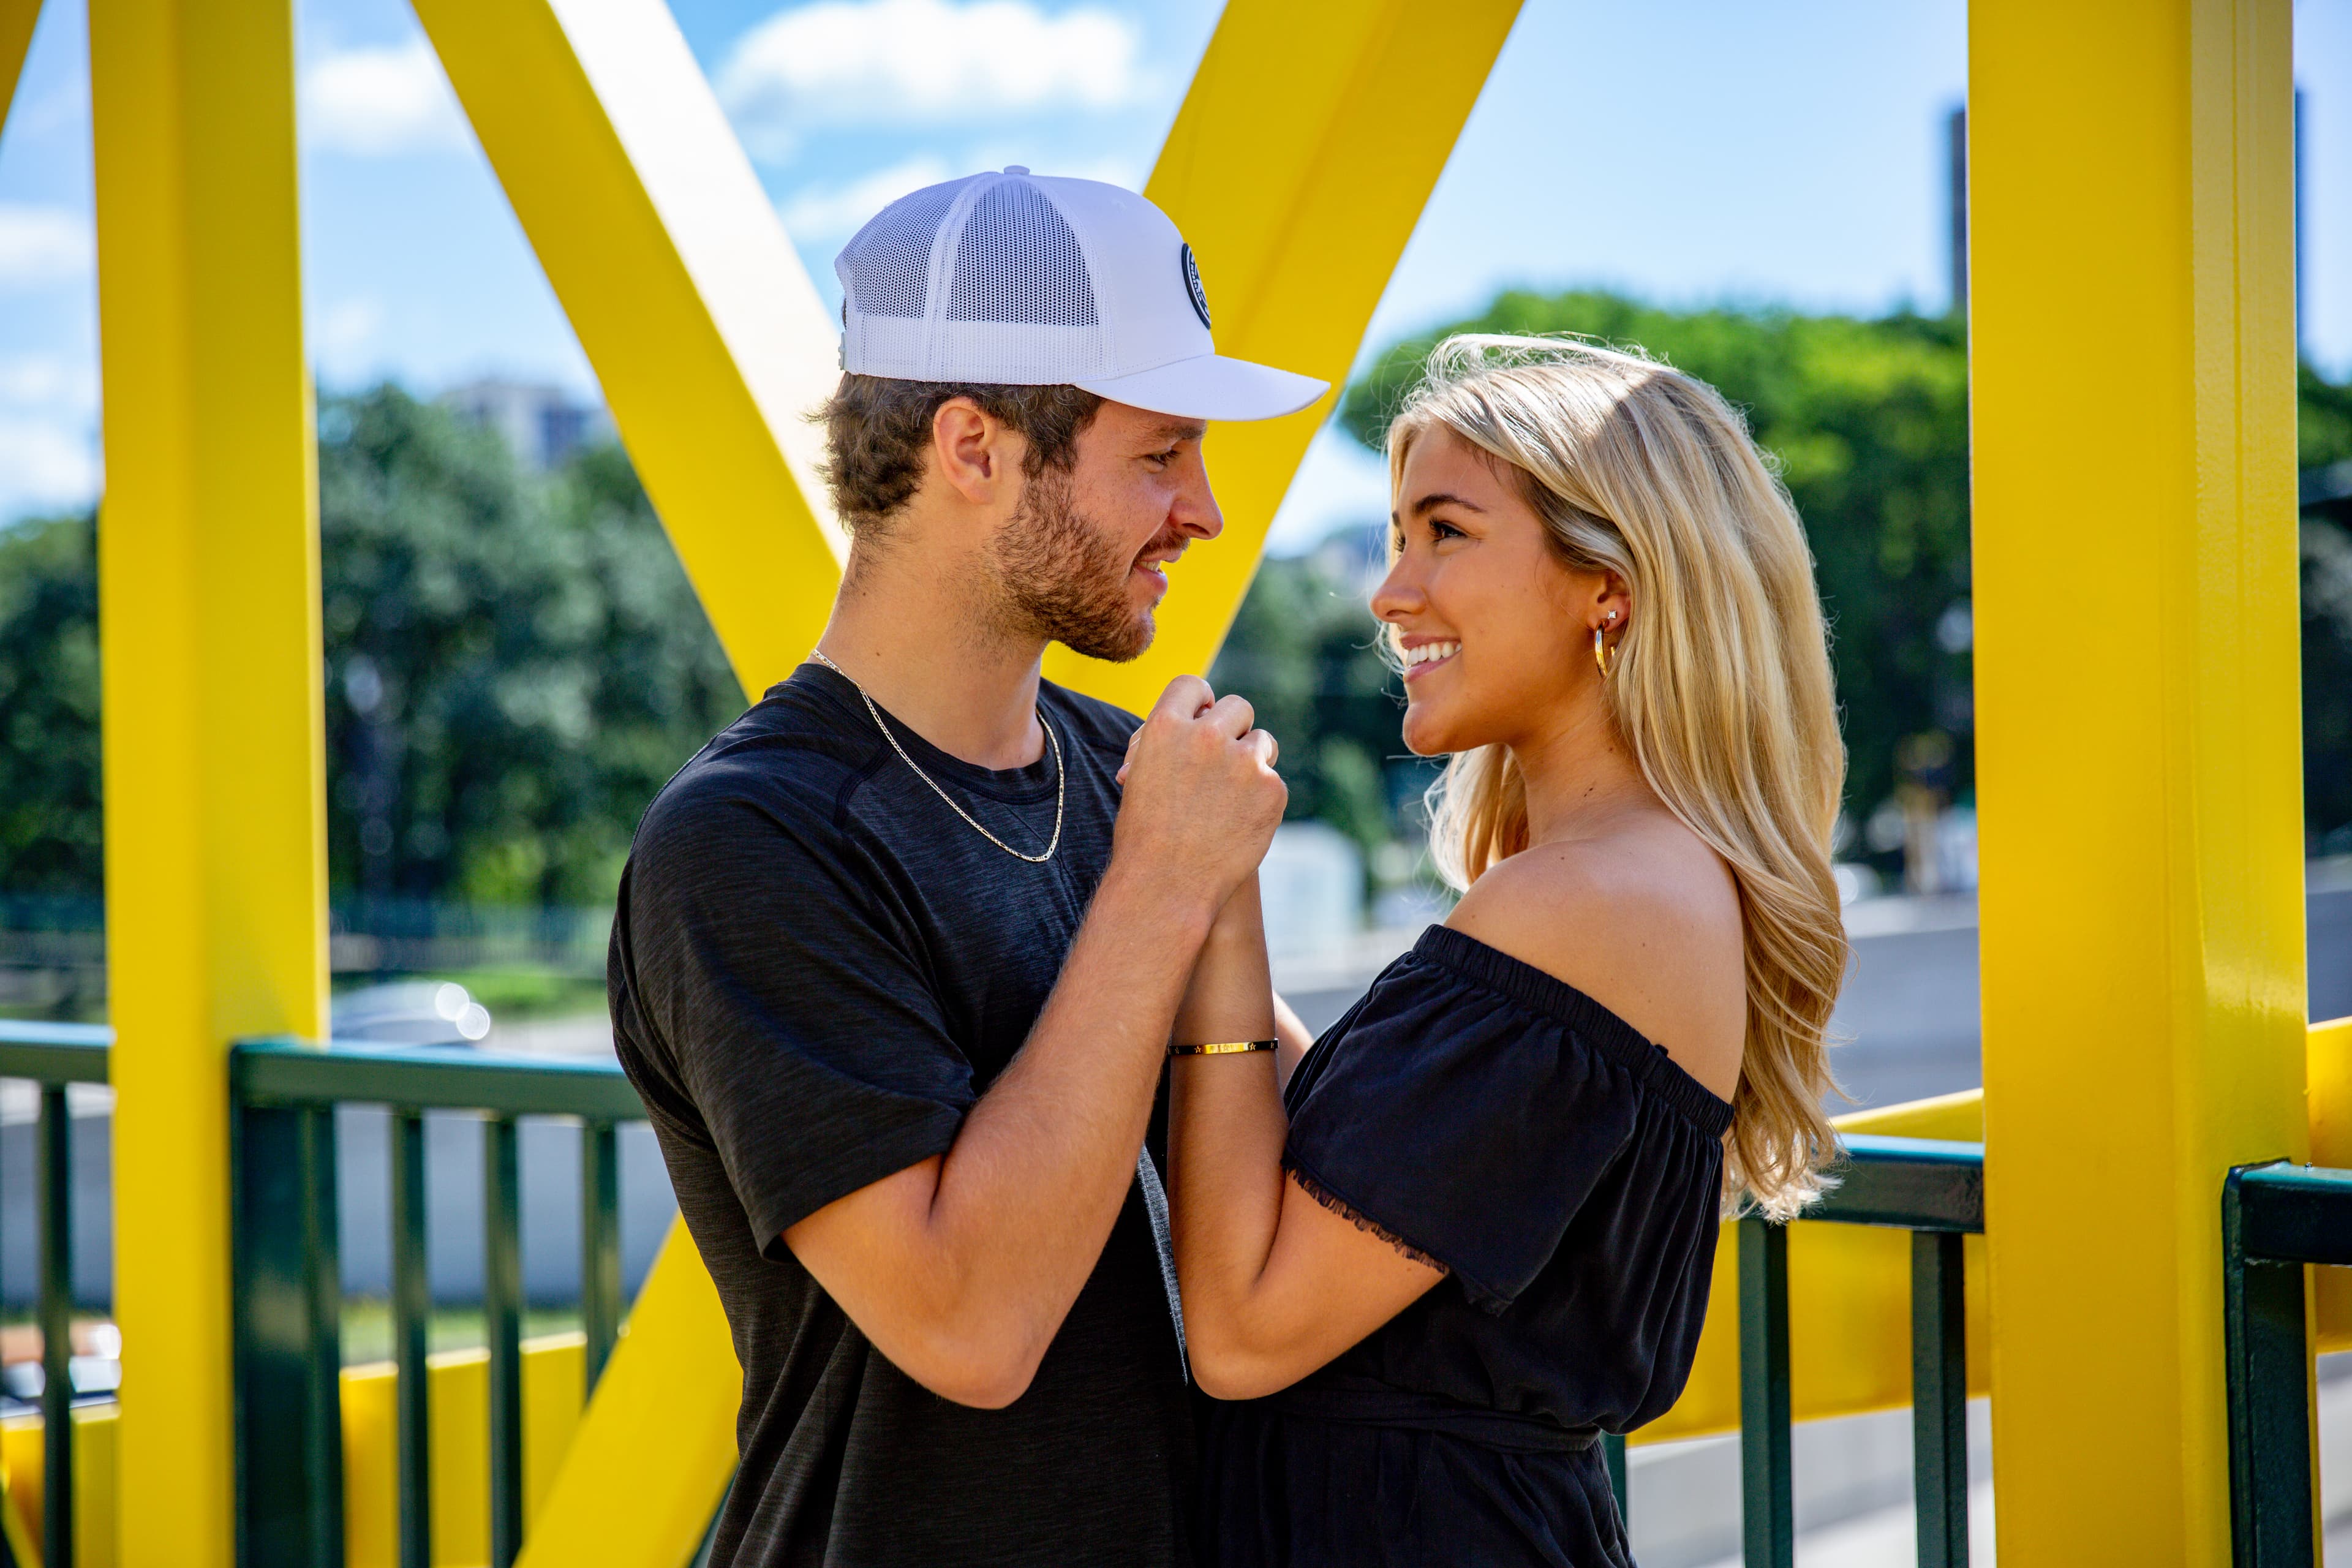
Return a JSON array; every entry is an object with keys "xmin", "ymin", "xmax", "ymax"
[{"xmin": 1169, "ymin": 880, "xmax": 1446, "ymax": 1401}]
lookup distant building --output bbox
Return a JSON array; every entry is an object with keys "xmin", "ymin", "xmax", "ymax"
[{"xmin": 439, "ymin": 378, "xmax": 611, "ymax": 472}]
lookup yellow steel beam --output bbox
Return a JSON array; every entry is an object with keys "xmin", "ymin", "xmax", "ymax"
[
  {"xmin": 1044, "ymin": 0, "xmax": 1523, "ymax": 711},
  {"xmin": 508, "ymin": 1226, "xmax": 735, "ymax": 1568},
  {"xmin": 1970, "ymin": 0, "xmax": 2302, "ymax": 1560},
  {"xmin": 412, "ymin": 0, "xmax": 844, "ymax": 703},
  {"xmin": 0, "ymin": 0, "xmax": 39, "ymax": 139},
  {"xmin": 89, "ymin": 0, "xmax": 327, "ymax": 1562}
]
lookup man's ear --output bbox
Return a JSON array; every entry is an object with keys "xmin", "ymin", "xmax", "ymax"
[{"xmin": 931, "ymin": 398, "xmax": 1019, "ymax": 507}]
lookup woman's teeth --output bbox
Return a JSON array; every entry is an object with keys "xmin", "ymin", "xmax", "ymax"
[{"xmin": 1403, "ymin": 640, "xmax": 1459, "ymax": 669}]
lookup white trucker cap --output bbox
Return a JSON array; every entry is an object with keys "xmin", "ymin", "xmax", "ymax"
[{"xmin": 834, "ymin": 167, "xmax": 1329, "ymax": 421}]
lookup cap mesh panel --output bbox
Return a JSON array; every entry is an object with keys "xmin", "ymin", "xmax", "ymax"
[
  {"xmin": 840, "ymin": 180, "xmax": 961, "ymax": 321},
  {"xmin": 946, "ymin": 181, "xmax": 1098, "ymax": 327}
]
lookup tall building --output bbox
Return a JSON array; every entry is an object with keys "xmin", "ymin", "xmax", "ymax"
[{"xmin": 439, "ymin": 378, "xmax": 611, "ymax": 472}]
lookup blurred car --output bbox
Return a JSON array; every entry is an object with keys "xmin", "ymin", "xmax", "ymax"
[{"xmin": 331, "ymin": 980, "xmax": 492, "ymax": 1046}]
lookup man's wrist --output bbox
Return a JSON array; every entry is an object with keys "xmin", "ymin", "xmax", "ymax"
[{"xmin": 1093, "ymin": 858, "xmax": 1221, "ymax": 949}]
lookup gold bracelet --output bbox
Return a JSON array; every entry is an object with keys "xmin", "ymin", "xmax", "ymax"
[{"xmin": 1167, "ymin": 1039, "xmax": 1279, "ymax": 1057}]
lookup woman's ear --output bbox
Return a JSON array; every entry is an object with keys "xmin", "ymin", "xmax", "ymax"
[{"xmin": 1595, "ymin": 570, "xmax": 1633, "ymax": 633}]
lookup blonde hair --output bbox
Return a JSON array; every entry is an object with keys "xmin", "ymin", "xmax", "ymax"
[{"xmin": 1389, "ymin": 334, "xmax": 1848, "ymax": 1218}]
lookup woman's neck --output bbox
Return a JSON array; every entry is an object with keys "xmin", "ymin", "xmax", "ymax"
[{"xmin": 1509, "ymin": 695, "xmax": 1656, "ymax": 849}]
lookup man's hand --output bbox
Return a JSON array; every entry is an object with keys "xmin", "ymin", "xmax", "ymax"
[{"xmin": 1113, "ymin": 676, "xmax": 1286, "ymax": 918}]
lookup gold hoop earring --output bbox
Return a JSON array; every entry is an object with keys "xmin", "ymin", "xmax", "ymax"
[{"xmin": 1593, "ymin": 625, "xmax": 1615, "ymax": 677}]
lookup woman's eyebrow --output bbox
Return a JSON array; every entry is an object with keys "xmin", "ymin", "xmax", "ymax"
[{"xmin": 1409, "ymin": 491, "xmax": 1487, "ymax": 517}]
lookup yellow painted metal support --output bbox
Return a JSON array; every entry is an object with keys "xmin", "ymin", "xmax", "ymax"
[
  {"xmin": 0, "ymin": 0, "xmax": 39, "ymax": 137},
  {"xmin": 88, "ymin": 0, "xmax": 327, "ymax": 1562},
  {"xmin": 413, "ymin": 0, "xmax": 844, "ymax": 701},
  {"xmin": 508, "ymin": 1226, "xmax": 734, "ymax": 1568},
  {"xmin": 1970, "ymin": 1, "xmax": 2303, "ymax": 1560},
  {"xmin": 1045, "ymin": 0, "xmax": 1523, "ymax": 712}
]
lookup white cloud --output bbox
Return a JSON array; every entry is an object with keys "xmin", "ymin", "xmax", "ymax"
[
  {"xmin": 301, "ymin": 38, "xmax": 469, "ymax": 157},
  {"xmin": 0, "ymin": 354, "xmax": 101, "ymax": 517},
  {"xmin": 314, "ymin": 297, "xmax": 387, "ymax": 361},
  {"xmin": 0, "ymin": 205, "xmax": 94, "ymax": 290},
  {"xmin": 0, "ymin": 417, "xmax": 100, "ymax": 516},
  {"xmin": 720, "ymin": 0, "xmax": 1140, "ymax": 157},
  {"xmin": 779, "ymin": 154, "xmax": 957, "ymax": 241}
]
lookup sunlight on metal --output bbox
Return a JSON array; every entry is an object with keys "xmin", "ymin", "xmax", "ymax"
[
  {"xmin": 0, "ymin": 0, "xmax": 39, "ymax": 141},
  {"xmin": 1, "ymin": 1405, "xmax": 119, "ymax": 1566},
  {"xmin": 507, "ymin": 1226, "xmax": 736, "ymax": 1568},
  {"xmin": 89, "ymin": 0, "xmax": 330, "ymax": 1561},
  {"xmin": 341, "ymin": 1335, "xmax": 589, "ymax": 1568},
  {"xmin": 1970, "ymin": 1, "xmax": 2304, "ymax": 1561},
  {"xmin": 413, "ymin": 0, "xmax": 846, "ymax": 703},
  {"xmin": 1044, "ymin": 0, "xmax": 1525, "ymax": 713}
]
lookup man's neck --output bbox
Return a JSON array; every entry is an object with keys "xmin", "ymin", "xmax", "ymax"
[{"xmin": 815, "ymin": 540, "xmax": 1049, "ymax": 771}]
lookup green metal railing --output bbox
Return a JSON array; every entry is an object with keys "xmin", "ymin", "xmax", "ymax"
[
  {"xmin": 1605, "ymin": 1134, "xmax": 1986, "ymax": 1568},
  {"xmin": 229, "ymin": 1036, "xmax": 648, "ymax": 1568},
  {"xmin": 0, "ymin": 1020, "xmax": 112, "ymax": 1568},
  {"xmin": 2222, "ymin": 1158, "xmax": 2352, "ymax": 1566}
]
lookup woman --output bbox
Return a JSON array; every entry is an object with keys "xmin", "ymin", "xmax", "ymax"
[{"xmin": 1165, "ymin": 336, "xmax": 1848, "ymax": 1566}]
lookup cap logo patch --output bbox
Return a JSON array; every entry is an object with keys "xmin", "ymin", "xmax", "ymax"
[{"xmin": 1180, "ymin": 244, "xmax": 1212, "ymax": 331}]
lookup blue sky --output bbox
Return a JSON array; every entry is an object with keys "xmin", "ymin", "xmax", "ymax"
[{"xmin": 2, "ymin": 0, "xmax": 2347, "ymax": 549}]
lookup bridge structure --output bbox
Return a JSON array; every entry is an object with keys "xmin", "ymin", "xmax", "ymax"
[{"xmin": 0, "ymin": 0, "xmax": 2331, "ymax": 1562}]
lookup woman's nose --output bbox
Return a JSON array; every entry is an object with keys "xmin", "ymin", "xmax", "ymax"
[{"xmin": 1370, "ymin": 557, "xmax": 1422, "ymax": 622}]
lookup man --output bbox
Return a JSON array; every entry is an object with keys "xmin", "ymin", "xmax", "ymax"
[{"xmin": 608, "ymin": 168, "xmax": 1327, "ymax": 1566}]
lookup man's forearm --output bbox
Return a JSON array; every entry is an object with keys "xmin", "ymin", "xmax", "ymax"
[{"xmin": 911, "ymin": 862, "xmax": 1214, "ymax": 1385}]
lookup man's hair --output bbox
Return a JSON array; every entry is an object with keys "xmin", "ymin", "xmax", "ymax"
[{"xmin": 819, "ymin": 374, "xmax": 1103, "ymax": 543}]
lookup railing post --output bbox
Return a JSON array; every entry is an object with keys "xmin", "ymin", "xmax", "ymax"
[
  {"xmin": 1738, "ymin": 1215, "xmax": 1792, "ymax": 1568},
  {"xmin": 1910, "ymin": 1230, "xmax": 1969, "ymax": 1568},
  {"xmin": 581, "ymin": 1120, "xmax": 621, "ymax": 1392},
  {"xmin": 232, "ymin": 1099, "xmax": 344, "ymax": 1568},
  {"xmin": 1600, "ymin": 1433, "xmax": 1626, "ymax": 1526},
  {"xmin": 2223, "ymin": 1166, "xmax": 2316, "ymax": 1566},
  {"xmin": 391, "ymin": 1111, "xmax": 431, "ymax": 1568},
  {"xmin": 486, "ymin": 1117, "xmax": 525, "ymax": 1567},
  {"xmin": 39, "ymin": 1085, "xmax": 72, "ymax": 1568}
]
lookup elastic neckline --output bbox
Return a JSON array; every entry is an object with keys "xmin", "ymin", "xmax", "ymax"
[
  {"xmin": 1411, "ymin": 925, "xmax": 1736, "ymax": 1138},
  {"xmin": 791, "ymin": 663, "xmax": 1066, "ymax": 805}
]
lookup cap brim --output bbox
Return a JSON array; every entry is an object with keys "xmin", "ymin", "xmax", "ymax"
[{"xmin": 1072, "ymin": 354, "xmax": 1329, "ymax": 422}]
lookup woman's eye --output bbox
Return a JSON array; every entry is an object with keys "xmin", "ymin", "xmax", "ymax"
[{"xmin": 1430, "ymin": 519, "xmax": 1466, "ymax": 541}]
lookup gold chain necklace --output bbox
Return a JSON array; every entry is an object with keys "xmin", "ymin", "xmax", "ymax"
[{"xmin": 809, "ymin": 649, "xmax": 1065, "ymax": 864}]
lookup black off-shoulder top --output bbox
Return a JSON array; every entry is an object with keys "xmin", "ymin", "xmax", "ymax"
[{"xmin": 1196, "ymin": 925, "xmax": 1735, "ymax": 1568}]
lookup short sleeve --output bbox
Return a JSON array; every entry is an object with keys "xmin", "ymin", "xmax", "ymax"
[
  {"xmin": 614, "ymin": 775, "xmax": 973, "ymax": 1256},
  {"xmin": 1281, "ymin": 941, "xmax": 1646, "ymax": 1312}
]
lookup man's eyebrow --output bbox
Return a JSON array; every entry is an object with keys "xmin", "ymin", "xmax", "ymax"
[
  {"xmin": 1409, "ymin": 491, "xmax": 1487, "ymax": 517},
  {"xmin": 1148, "ymin": 419, "xmax": 1208, "ymax": 444}
]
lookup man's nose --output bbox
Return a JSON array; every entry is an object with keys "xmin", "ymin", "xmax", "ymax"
[{"xmin": 1173, "ymin": 447, "xmax": 1224, "ymax": 541}]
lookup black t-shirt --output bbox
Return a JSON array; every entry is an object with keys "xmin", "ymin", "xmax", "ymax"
[{"xmin": 609, "ymin": 663, "xmax": 1193, "ymax": 1567}]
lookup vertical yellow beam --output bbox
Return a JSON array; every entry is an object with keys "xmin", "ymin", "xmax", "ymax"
[
  {"xmin": 1970, "ymin": 1, "xmax": 2301, "ymax": 1561},
  {"xmin": 0, "ymin": 0, "xmax": 39, "ymax": 137},
  {"xmin": 1044, "ymin": 0, "xmax": 1523, "ymax": 710},
  {"xmin": 88, "ymin": 0, "xmax": 326, "ymax": 1561},
  {"xmin": 412, "ymin": 0, "xmax": 844, "ymax": 703}
]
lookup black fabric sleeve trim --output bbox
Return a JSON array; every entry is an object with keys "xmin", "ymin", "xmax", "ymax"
[
  {"xmin": 1284, "ymin": 1159, "xmax": 1450, "ymax": 1276},
  {"xmin": 756, "ymin": 1104, "xmax": 967, "ymax": 1261},
  {"xmin": 1411, "ymin": 925, "xmax": 1736, "ymax": 1139}
]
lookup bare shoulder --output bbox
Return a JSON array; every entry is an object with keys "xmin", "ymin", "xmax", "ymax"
[{"xmin": 1446, "ymin": 812, "xmax": 1746, "ymax": 1101}]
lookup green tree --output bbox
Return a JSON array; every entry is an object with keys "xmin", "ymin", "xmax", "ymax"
[
  {"xmin": 0, "ymin": 513, "xmax": 100, "ymax": 895},
  {"xmin": 318, "ymin": 386, "xmax": 741, "ymax": 906}
]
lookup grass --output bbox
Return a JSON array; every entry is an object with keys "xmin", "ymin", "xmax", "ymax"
[{"xmin": 338, "ymin": 1299, "xmax": 587, "ymax": 1366}]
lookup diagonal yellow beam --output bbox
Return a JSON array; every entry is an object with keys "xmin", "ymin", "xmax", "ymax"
[
  {"xmin": 412, "ymin": 0, "xmax": 845, "ymax": 704},
  {"xmin": 1044, "ymin": 0, "xmax": 1525, "ymax": 712},
  {"xmin": 0, "ymin": 0, "xmax": 39, "ymax": 140}
]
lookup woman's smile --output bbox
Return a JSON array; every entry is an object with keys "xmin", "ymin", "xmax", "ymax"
[{"xmin": 1400, "ymin": 638, "xmax": 1460, "ymax": 680}]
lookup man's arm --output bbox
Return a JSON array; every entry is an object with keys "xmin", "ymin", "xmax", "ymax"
[{"xmin": 781, "ymin": 676, "xmax": 1284, "ymax": 1408}]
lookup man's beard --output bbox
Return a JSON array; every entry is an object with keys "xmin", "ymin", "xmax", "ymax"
[{"xmin": 987, "ymin": 467, "xmax": 1175, "ymax": 663}]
